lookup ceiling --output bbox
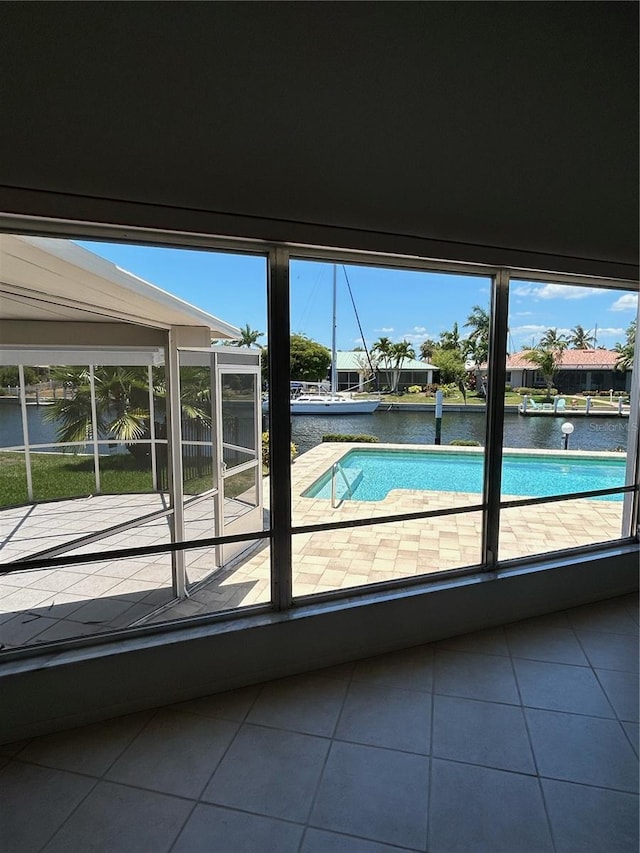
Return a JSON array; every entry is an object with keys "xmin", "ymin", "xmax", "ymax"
[{"xmin": 0, "ymin": 3, "xmax": 637, "ymax": 276}]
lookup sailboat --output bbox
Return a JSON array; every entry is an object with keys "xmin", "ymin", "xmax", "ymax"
[{"xmin": 264, "ymin": 265, "xmax": 380, "ymax": 415}]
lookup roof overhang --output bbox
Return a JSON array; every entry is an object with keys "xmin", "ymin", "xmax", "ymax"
[{"xmin": 0, "ymin": 234, "xmax": 240, "ymax": 338}]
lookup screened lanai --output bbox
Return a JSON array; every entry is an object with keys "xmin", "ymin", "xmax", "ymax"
[{"xmin": 0, "ymin": 235, "xmax": 264, "ymax": 645}]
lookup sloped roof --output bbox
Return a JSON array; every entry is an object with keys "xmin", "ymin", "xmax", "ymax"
[
  {"xmin": 335, "ymin": 351, "xmax": 437, "ymax": 371},
  {"xmin": 0, "ymin": 234, "xmax": 240, "ymax": 337},
  {"xmin": 506, "ymin": 349, "xmax": 620, "ymax": 370}
]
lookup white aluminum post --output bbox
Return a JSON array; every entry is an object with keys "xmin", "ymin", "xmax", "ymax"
[
  {"xmin": 18, "ymin": 365, "xmax": 33, "ymax": 501},
  {"xmin": 212, "ymin": 352, "xmax": 223, "ymax": 568},
  {"xmin": 331, "ymin": 264, "xmax": 337, "ymax": 393},
  {"xmin": 88, "ymin": 365, "xmax": 101, "ymax": 494},
  {"xmin": 254, "ymin": 359, "xmax": 263, "ymax": 520},
  {"xmin": 148, "ymin": 364, "xmax": 158, "ymax": 491},
  {"xmin": 622, "ymin": 299, "xmax": 640, "ymax": 538},
  {"xmin": 167, "ymin": 331, "xmax": 187, "ymax": 598}
]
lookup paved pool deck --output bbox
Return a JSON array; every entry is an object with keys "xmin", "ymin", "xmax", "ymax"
[{"xmin": 0, "ymin": 444, "xmax": 626, "ymax": 649}]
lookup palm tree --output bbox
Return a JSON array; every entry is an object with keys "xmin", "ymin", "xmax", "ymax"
[
  {"xmin": 234, "ymin": 323, "xmax": 264, "ymax": 348},
  {"xmin": 539, "ymin": 328, "xmax": 568, "ymax": 351},
  {"xmin": 420, "ymin": 339, "xmax": 437, "ymax": 362},
  {"xmin": 568, "ymin": 324, "xmax": 595, "ymax": 350},
  {"xmin": 522, "ymin": 346, "xmax": 563, "ymax": 401},
  {"xmin": 463, "ymin": 305, "xmax": 490, "ymax": 365},
  {"xmin": 372, "ymin": 336, "xmax": 395, "ymax": 390},
  {"xmin": 44, "ymin": 365, "xmax": 211, "ymax": 455},
  {"xmin": 614, "ymin": 320, "xmax": 636, "ymax": 371},
  {"xmin": 439, "ymin": 322, "xmax": 462, "ymax": 352},
  {"xmin": 390, "ymin": 340, "xmax": 416, "ymax": 392}
]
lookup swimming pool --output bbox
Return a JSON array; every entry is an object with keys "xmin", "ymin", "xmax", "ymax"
[{"xmin": 302, "ymin": 448, "xmax": 627, "ymax": 502}]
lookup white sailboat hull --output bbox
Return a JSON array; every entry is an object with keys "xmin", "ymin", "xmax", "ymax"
[
  {"xmin": 262, "ymin": 396, "xmax": 379, "ymax": 415},
  {"xmin": 291, "ymin": 397, "xmax": 379, "ymax": 415}
]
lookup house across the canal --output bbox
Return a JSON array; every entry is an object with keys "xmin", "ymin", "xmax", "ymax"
[
  {"xmin": 334, "ymin": 350, "xmax": 438, "ymax": 393},
  {"xmin": 505, "ymin": 349, "xmax": 631, "ymax": 394}
]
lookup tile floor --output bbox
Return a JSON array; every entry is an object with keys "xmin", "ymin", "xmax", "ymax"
[{"xmin": 0, "ymin": 592, "xmax": 637, "ymax": 852}]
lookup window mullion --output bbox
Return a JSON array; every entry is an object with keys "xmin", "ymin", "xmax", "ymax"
[
  {"xmin": 482, "ymin": 268, "xmax": 510, "ymax": 567},
  {"xmin": 267, "ymin": 246, "xmax": 293, "ymax": 609}
]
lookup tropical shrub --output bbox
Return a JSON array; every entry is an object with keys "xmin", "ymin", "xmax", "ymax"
[
  {"xmin": 450, "ymin": 439, "xmax": 481, "ymax": 446},
  {"xmin": 408, "ymin": 385, "xmax": 422, "ymax": 394},
  {"xmin": 439, "ymin": 382, "xmax": 460, "ymax": 398},
  {"xmin": 261, "ymin": 431, "xmax": 297, "ymax": 471}
]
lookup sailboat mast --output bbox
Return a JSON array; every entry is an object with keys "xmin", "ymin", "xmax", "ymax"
[{"xmin": 331, "ymin": 264, "xmax": 337, "ymax": 393}]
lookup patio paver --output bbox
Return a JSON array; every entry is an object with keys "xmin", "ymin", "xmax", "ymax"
[{"xmin": 0, "ymin": 444, "xmax": 626, "ymax": 649}]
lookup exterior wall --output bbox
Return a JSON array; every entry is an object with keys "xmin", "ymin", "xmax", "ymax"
[
  {"xmin": 554, "ymin": 369, "xmax": 628, "ymax": 394},
  {"xmin": 337, "ymin": 369, "xmax": 433, "ymax": 392},
  {"xmin": 509, "ymin": 367, "xmax": 630, "ymax": 394}
]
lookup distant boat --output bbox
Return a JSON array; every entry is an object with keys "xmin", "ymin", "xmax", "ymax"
[
  {"xmin": 290, "ymin": 391, "xmax": 379, "ymax": 415},
  {"xmin": 263, "ymin": 266, "xmax": 380, "ymax": 416}
]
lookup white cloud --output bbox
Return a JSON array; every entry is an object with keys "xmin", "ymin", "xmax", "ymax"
[
  {"xmin": 513, "ymin": 283, "xmax": 605, "ymax": 300},
  {"xmin": 594, "ymin": 327, "xmax": 625, "ymax": 336},
  {"xmin": 610, "ymin": 293, "xmax": 638, "ymax": 312},
  {"xmin": 374, "ymin": 327, "xmax": 395, "ymax": 333},
  {"xmin": 402, "ymin": 332, "xmax": 436, "ymax": 344},
  {"xmin": 513, "ymin": 311, "xmax": 533, "ymax": 317},
  {"xmin": 509, "ymin": 324, "xmax": 548, "ymax": 336}
]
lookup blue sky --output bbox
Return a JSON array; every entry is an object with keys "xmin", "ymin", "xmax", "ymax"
[{"xmin": 78, "ymin": 241, "xmax": 637, "ymax": 354}]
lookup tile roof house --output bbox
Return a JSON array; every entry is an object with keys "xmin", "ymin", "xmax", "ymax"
[{"xmin": 504, "ymin": 349, "xmax": 631, "ymax": 393}]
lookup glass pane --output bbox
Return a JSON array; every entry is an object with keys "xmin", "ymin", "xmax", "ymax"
[
  {"xmin": 500, "ymin": 279, "xmax": 636, "ymax": 554},
  {"xmin": 224, "ymin": 467, "xmax": 259, "ymax": 522},
  {"xmin": 499, "ymin": 496, "xmax": 624, "ymax": 561},
  {"xmin": 222, "ymin": 445, "xmax": 255, "ymax": 470},
  {"xmin": 1, "ymin": 234, "xmax": 270, "ymax": 651},
  {"xmin": 0, "ymin": 533, "xmax": 271, "ymax": 651},
  {"xmin": 181, "ymin": 438, "xmax": 214, "ymax": 497},
  {"xmin": 288, "ymin": 259, "xmax": 492, "ymax": 537},
  {"xmin": 222, "ymin": 372, "xmax": 257, "ymax": 453},
  {"xmin": 178, "ymin": 355, "xmax": 213, "ymax": 497},
  {"xmin": 292, "ymin": 512, "xmax": 482, "ymax": 597}
]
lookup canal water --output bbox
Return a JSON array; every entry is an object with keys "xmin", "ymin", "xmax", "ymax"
[
  {"xmin": 289, "ymin": 409, "xmax": 629, "ymax": 456},
  {"xmin": 0, "ymin": 401, "xmax": 629, "ymax": 457}
]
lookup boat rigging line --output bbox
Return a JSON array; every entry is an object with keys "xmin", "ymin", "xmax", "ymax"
[{"xmin": 341, "ymin": 265, "xmax": 380, "ymax": 393}]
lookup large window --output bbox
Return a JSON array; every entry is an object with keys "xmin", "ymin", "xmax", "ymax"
[
  {"xmin": 0, "ymin": 235, "xmax": 270, "ymax": 651},
  {"xmin": 0, "ymin": 229, "xmax": 637, "ymax": 656},
  {"xmin": 499, "ymin": 278, "xmax": 638, "ymax": 562},
  {"xmin": 287, "ymin": 258, "xmax": 491, "ymax": 597}
]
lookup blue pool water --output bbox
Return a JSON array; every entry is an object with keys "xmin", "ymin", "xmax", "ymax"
[{"xmin": 303, "ymin": 449, "xmax": 627, "ymax": 502}]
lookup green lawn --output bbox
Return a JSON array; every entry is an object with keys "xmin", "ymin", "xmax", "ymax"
[
  {"xmin": 0, "ymin": 451, "xmax": 260, "ymax": 508},
  {"xmin": 369, "ymin": 391, "xmax": 508, "ymax": 405},
  {"xmin": 0, "ymin": 451, "xmax": 153, "ymax": 507}
]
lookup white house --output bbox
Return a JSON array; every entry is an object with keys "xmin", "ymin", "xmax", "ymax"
[{"xmin": 334, "ymin": 350, "xmax": 437, "ymax": 392}]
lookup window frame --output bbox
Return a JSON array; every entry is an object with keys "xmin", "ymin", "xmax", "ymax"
[{"xmin": 0, "ymin": 216, "xmax": 637, "ymax": 660}]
